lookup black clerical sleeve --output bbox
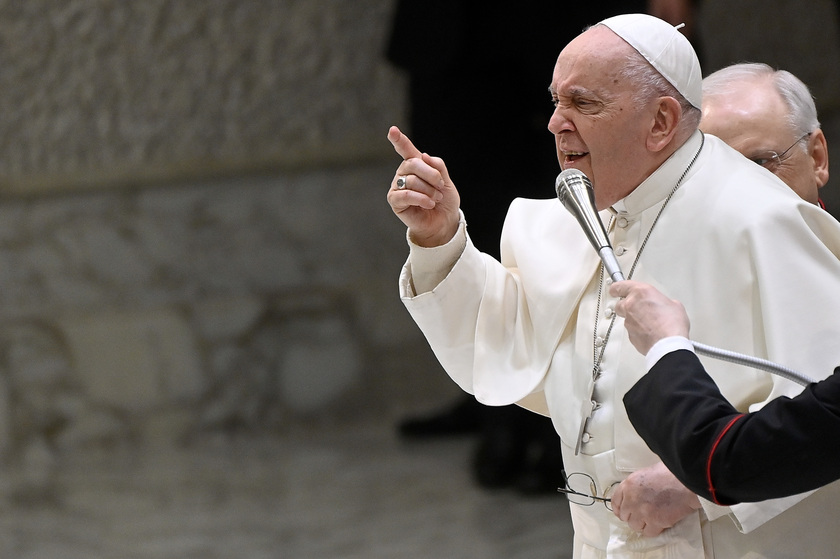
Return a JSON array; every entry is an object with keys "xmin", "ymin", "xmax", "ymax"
[{"xmin": 623, "ymin": 349, "xmax": 840, "ymax": 505}]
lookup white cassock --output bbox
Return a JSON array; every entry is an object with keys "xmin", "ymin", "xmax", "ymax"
[{"xmin": 400, "ymin": 131, "xmax": 840, "ymax": 558}]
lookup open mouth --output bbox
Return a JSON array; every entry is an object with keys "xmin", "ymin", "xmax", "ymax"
[{"xmin": 563, "ymin": 150, "xmax": 589, "ymax": 165}]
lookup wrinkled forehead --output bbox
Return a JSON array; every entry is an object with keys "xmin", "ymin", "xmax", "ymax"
[{"xmin": 551, "ymin": 27, "xmax": 635, "ymax": 95}]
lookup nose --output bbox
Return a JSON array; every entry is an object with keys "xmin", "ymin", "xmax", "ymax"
[{"xmin": 548, "ymin": 105, "xmax": 574, "ymax": 135}]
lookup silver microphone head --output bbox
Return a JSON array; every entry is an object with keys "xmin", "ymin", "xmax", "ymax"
[{"xmin": 555, "ymin": 169, "xmax": 625, "ymax": 282}]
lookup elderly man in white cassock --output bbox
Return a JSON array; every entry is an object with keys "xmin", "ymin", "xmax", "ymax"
[{"xmin": 386, "ymin": 13, "xmax": 840, "ymax": 559}]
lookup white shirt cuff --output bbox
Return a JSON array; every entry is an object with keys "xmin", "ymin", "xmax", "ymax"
[
  {"xmin": 406, "ymin": 212, "xmax": 467, "ymax": 294},
  {"xmin": 645, "ymin": 336, "xmax": 695, "ymax": 372}
]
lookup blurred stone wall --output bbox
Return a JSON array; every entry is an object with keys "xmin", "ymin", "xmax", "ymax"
[
  {"xmin": 0, "ymin": 0, "xmax": 402, "ymax": 191},
  {"xmin": 0, "ymin": 0, "xmax": 455, "ymax": 474}
]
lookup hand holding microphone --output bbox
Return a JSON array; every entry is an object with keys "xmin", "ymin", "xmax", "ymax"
[
  {"xmin": 556, "ymin": 168, "xmax": 813, "ymax": 385},
  {"xmin": 610, "ymin": 280, "xmax": 691, "ymax": 355}
]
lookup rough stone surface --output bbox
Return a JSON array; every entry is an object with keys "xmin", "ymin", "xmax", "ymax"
[
  {"xmin": 0, "ymin": 0, "xmax": 457, "ymax": 484},
  {"xmin": 0, "ymin": 0, "xmax": 406, "ymax": 192},
  {"xmin": 0, "ymin": 165, "xmax": 446, "ymax": 456}
]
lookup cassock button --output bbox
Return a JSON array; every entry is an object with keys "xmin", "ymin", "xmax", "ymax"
[
  {"xmin": 605, "ymin": 307, "xmax": 614, "ymax": 318},
  {"xmin": 615, "ymin": 246, "xmax": 626, "ymax": 256},
  {"xmin": 594, "ymin": 336, "xmax": 605, "ymax": 347},
  {"xmin": 581, "ymin": 433, "xmax": 592, "ymax": 443},
  {"xmin": 617, "ymin": 217, "xmax": 629, "ymax": 228}
]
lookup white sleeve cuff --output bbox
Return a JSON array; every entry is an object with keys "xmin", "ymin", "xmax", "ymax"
[
  {"xmin": 645, "ymin": 336, "xmax": 695, "ymax": 372},
  {"xmin": 406, "ymin": 212, "xmax": 467, "ymax": 295}
]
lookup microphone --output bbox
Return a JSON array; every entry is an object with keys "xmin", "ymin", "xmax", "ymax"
[
  {"xmin": 554, "ymin": 173, "xmax": 815, "ymax": 386},
  {"xmin": 555, "ymin": 169, "xmax": 625, "ymax": 282}
]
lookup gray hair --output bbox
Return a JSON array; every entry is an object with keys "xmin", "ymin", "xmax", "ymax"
[
  {"xmin": 590, "ymin": 23, "xmax": 701, "ymax": 138},
  {"xmin": 702, "ymin": 62, "xmax": 820, "ymax": 138}
]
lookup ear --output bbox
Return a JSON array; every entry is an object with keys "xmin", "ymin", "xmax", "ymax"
[
  {"xmin": 809, "ymin": 128, "xmax": 830, "ymax": 188},
  {"xmin": 646, "ymin": 96, "xmax": 682, "ymax": 153}
]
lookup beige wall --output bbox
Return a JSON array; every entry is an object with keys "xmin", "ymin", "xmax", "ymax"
[
  {"xmin": 0, "ymin": 0, "xmax": 405, "ymax": 193},
  {"xmin": 0, "ymin": 0, "xmax": 461, "ymax": 478}
]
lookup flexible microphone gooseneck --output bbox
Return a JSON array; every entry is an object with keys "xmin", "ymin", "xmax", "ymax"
[{"xmin": 555, "ymin": 169, "xmax": 815, "ymax": 386}]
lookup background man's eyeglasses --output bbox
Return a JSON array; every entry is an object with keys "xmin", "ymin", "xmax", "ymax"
[{"xmin": 749, "ymin": 132, "xmax": 811, "ymax": 173}]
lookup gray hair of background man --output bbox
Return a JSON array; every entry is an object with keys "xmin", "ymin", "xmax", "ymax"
[{"xmin": 703, "ymin": 62, "xmax": 821, "ymax": 142}]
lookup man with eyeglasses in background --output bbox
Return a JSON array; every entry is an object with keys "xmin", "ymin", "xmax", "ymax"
[{"xmin": 699, "ymin": 62, "xmax": 830, "ymax": 208}]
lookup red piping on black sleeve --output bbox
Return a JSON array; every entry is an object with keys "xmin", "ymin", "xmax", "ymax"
[{"xmin": 706, "ymin": 414, "xmax": 746, "ymax": 505}]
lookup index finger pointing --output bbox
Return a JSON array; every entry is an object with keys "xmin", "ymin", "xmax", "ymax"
[{"xmin": 388, "ymin": 125, "xmax": 423, "ymax": 160}]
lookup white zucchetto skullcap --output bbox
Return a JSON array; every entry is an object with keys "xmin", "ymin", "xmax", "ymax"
[{"xmin": 598, "ymin": 13, "xmax": 702, "ymax": 109}]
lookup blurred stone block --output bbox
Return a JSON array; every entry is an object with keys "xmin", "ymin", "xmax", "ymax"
[{"xmin": 58, "ymin": 309, "xmax": 204, "ymax": 411}]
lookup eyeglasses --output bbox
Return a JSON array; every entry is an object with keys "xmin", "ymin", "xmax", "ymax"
[
  {"xmin": 557, "ymin": 471, "xmax": 619, "ymax": 511},
  {"xmin": 749, "ymin": 133, "xmax": 811, "ymax": 173}
]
